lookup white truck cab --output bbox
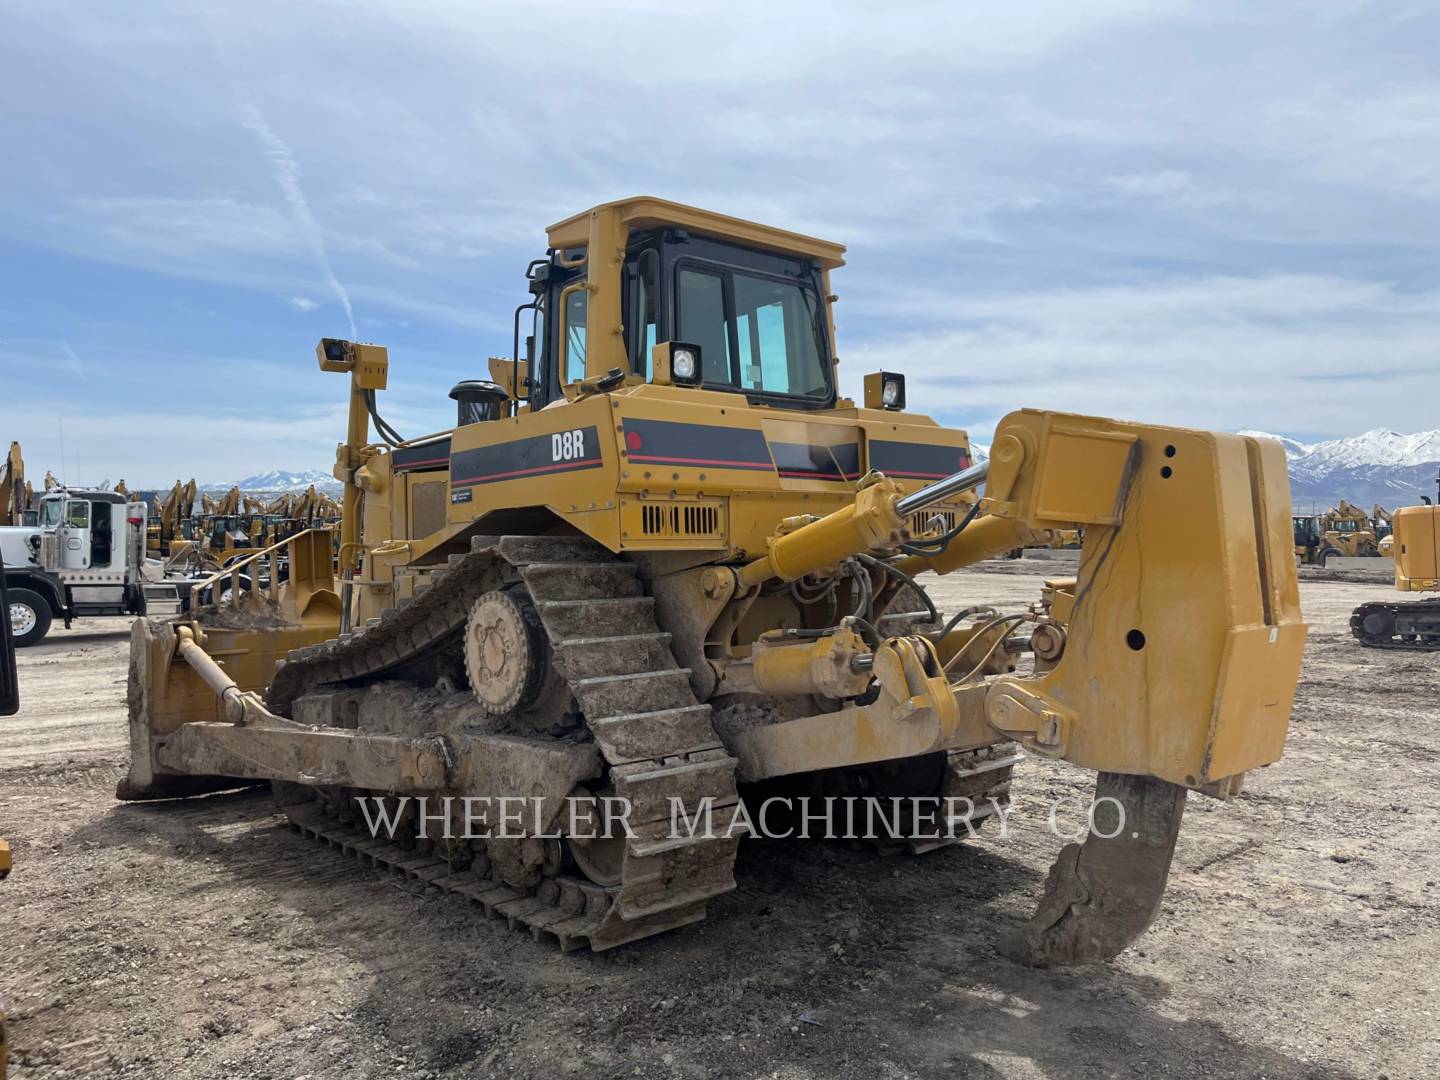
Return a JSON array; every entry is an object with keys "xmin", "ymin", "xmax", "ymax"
[{"xmin": 1, "ymin": 489, "xmax": 150, "ymax": 645}]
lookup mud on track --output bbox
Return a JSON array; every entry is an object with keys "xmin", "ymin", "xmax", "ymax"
[{"xmin": 1, "ymin": 566, "xmax": 1436, "ymax": 1078}]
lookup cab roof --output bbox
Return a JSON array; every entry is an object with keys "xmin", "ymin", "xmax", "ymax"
[
  {"xmin": 41, "ymin": 489, "xmax": 127, "ymax": 504},
  {"xmin": 546, "ymin": 196, "xmax": 846, "ymax": 271}
]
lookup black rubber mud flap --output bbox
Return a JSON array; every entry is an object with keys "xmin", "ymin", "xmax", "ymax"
[{"xmin": 1001, "ymin": 771, "xmax": 1187, "ymax": 967}]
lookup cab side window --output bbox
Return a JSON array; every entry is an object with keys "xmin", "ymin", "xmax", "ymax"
[
  {"xmin": 626, "ymin": 249, "xmax": 659, "ymax": 378},
  {"xmin": 677, "ymin": 269, "xmax": 732, "ymax": 384},
  {"xmin": 91, "ymin": 503, "xmax": 113, "ymax": 565},
  {"xmin": 564, "ymin": 287, "xmax": 588, "ymax": 385}
]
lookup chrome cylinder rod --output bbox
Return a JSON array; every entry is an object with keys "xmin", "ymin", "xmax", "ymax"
[{"xmin": 894, "ymin": 460, "xmax": 989, "ymax": 517}]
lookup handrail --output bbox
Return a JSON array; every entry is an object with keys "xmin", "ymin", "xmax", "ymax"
[{"xmin": 189, "ymin": 526, "xmax": 333, "ymax": 612}]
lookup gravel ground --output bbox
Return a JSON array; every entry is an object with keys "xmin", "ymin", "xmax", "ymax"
[{"xmin": 1, "ymin": 564, "xmax": 1436, "ymax": 1079}]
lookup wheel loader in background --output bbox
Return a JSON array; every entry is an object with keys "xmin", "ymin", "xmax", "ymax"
[
  {"xmin": 1352, "ymin": 474, "xmax": 1440, "ymax": 649},
  {"xmin": 118, "ymin": 197, "xmax": 1306, "ymax": 966},
  {"xmin": 1325, "ymin": 499, "xmax": 1382, "ymax": 556},
  {"xmin": 1294, "ymin": 500, "xmax": 1382, "ymax": 567}
]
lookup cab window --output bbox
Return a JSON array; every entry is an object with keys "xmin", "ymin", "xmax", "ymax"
[
  {"xmin": 627, "ymin": 249, "xmax": 659, "ymax": 377},
  {"xmin": 732, "ymin": 273, "xmax": 825, "ymax": 396},
  {"xmin": 675, "ymin": 262, "xmax": 829, "ymax": 401},
  {"xmin": 65, "ymin": 501, "xmax": 90, "ymax": 528},
  {"xmin": 677, "ymin": 269, "xmax": 732, "ymax": 384},
  {"xmin": 563, "ymin": 287, "xmax": 588, "ymax": 384},
  {"xmin": 40, "ymin": 500, "xmax": 62, "ymax": 527}
]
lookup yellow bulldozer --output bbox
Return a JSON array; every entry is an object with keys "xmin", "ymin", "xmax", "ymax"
[
  {"xmin": 117, "ymin": 197, "xmax": 1305, "ymax": 966},
  {"xmin": 1351, "ymin": 475, "xmax": 1440, "ymax": 649}
]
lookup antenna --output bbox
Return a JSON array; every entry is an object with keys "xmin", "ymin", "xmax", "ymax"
[{"xmin": 57, "ymin": 417, "xmax": 68, "ymax": 487}]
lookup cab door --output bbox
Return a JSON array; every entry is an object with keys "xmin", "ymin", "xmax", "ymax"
[{"xmin": 60, "ymin": 498, "xmax": 91, "ymax": 570}]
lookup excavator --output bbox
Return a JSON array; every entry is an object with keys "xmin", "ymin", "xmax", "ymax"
[
  {"xmin": 148, "ymin": 479, "xmax": 197, "ymax": 561},
  {"xmin": 117, "ymin": 197, "xmax": 1305, "ymax": 966},
  {"xmin": 243, "ymin": 493, "xmax": 292, "ymax": 518},
  {"xmin": 1351, "ymin": 475, "xmax": 1440, "ymax": 649},
  {"xmin": 185, "ymin": 485, "xmax": 269, "ymax": 570},
  {"xmin": 200, "ymin": 485, "xmax": 241, "ymax": 518},
  {"xmin": 0, "ymin": 443, "xmax": 32, "ymax": 527}
]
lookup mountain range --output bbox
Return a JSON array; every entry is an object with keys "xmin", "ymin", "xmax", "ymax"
[
  {"xmin": 1240, "ymin": 429, "xmax": 1440, "ymax": 512},
  {"xmin": 217, "ymin": 468, "xmax": 340, "ymax": 493}
]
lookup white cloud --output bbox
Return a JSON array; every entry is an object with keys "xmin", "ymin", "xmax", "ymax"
[
  {"xmin": 288, "ymin": 296, "xmax": 318, "ymax": 312},
  {"xmin": 0, "ymin": 0, "xmax": 1438, "ymax": 471},
  {"xmin": 240, "ymin": 103, "xmax": 357, "ymax": 338},
  {"xmin": 843, "ymin": 273, "xmax": 1440, "ymax": 437}
]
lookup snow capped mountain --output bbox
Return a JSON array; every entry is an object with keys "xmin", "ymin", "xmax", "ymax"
[
  {"xmin": 971, "ymin": 428, "xmax": 1437, "ymax": 509},
  {"xmin": 1250, "ymin": 428, "xmax": 1440, "ymax": 511},
  {"xmin": 1294, "ymin": 429, "xmax": 1440, "ymax": 474},
  {"xmin": 225, "ymin": 468, "xmax": 339, "ymax": 492},
  {"xmin": 1237, "ymin": 430, "xmax": 1313, "ymax": 462}
]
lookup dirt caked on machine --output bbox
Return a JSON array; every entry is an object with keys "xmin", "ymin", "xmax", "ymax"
[{"xmin": 118, "ymin": 197, "xmax": 1306, "ymax": 965}]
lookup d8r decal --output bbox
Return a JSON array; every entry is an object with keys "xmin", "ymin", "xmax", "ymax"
[
  {"xmin": 450, "ymin": 424, "xmax": 603, "ymax": 489},
  {"xmin": 552, "ymin": 429, "xmax": 586, "ymax": 462}
]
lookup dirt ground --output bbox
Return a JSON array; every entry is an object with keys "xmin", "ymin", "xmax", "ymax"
[{"xmin": 2, "ymin": 564, "xmax": 1436, "ymax": 1079}]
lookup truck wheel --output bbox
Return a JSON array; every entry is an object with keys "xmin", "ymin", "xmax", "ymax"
[
  {"xmin": 1318, "ymin": 547, "xmax": 1342, "ymax": 569},
  {"xmin": 8, "ymin": 587, "xmax": 53, "ymax": 647}
]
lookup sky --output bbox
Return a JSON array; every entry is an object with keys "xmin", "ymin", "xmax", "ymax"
[{"xmin": 1, "ymin": 0, "xmax": 1437, "ymax": 488}]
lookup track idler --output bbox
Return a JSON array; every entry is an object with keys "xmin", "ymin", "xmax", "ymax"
[{"xmin": 1001, "ymin": 771, "xmax": 1187, "ymax": 967}]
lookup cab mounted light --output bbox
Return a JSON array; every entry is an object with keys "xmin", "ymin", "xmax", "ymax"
[
  {"xmin": 652, "ymin": 341, "xmax": 703, "ymax": 387},
  {"xmin": 864, "ymin": 371, "xmax": 906, "ymax": 411}
]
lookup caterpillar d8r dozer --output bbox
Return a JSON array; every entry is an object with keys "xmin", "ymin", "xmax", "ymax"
[
  {"xmin": 117, "ymin": 197, "xmax": 1306, "ymax": 965},
  {"xmin": 1351, "ymin": 475, "xmax": 1440, "ymax": 649}
]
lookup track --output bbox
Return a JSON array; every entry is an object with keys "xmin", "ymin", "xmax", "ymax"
[
  {"xmin": 1350, "ymin": 598, "xmax": 1440, "ymax": 650},
  {"xmin": 267, "ymin": 534, "xmax": 740, "ymax": 950},
  {"xmin": 262, "ymin": 532, "xmax": 1017, "ymax": 950}
]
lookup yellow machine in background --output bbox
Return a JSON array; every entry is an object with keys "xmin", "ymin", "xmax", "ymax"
[
  {"xmin": 1294, "ymin": 500, "xmax": 1383, "ymax": 566},
  {"xmin": 168, "ymin": 484, "xmax": 343, "ymax": 575},
  {"xmin": 0, "ymin": 442, "xmax": 32, "ymax": 527},
  {"xmin": 1352, "ymin": 477, "xmax": 1440, "ymax": 648},
  {"xmin": 149, "ymin": 479, "xmax": 198, "ymax": 560},
  {"xmin": 118, "ymin": 197, "xmax": 1305, "ymax": 966},
  {"xmin": 1372, "ymin": 504, "xmax": 1393, "ymax": 541},
  {"xmin": 1322, "ymin": 500, "xmax": 1381, "ymax": 557},
  {"xmin": 201, "ymin": 485, "xmax": 240, "ymax": 517}
]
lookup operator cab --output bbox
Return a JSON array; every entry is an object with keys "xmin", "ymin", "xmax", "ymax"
[
  {"xmin": 1293, "ymin": 515, "xmax": 1321, "ymax": 547},
  {"xmin": 517, "ymin": 198, "xmax": 845, "ymax": 413},
  {"xmin": 35, "ymin": 490, "xmax": 129, "ymax": 572}
]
